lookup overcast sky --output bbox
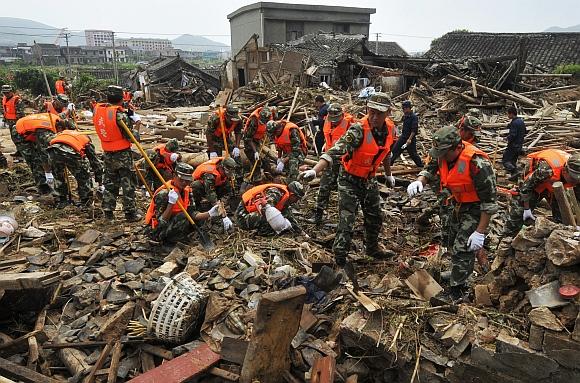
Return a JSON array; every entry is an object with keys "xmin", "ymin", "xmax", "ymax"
[{"xmin": 2, "ymin": 0, "xmax": 579, "ymax": 52}]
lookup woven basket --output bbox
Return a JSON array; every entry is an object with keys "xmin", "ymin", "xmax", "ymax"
[{"xmin": 147, "ymin": 272, "xmax": 208, "ymax": 343}]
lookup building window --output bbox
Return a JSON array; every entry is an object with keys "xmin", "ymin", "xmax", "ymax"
[
  {"xmin": 334, "ymin": 23, "xmax": 350, "ymax": 33},
  {"xmin": 286, "ymin": 21, "xmax": 304, "ymax": 41}
]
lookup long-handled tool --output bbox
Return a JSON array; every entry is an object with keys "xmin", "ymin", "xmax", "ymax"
[
  {"xmin": 218, "ymin": 107, "xmax": 237, "ymax": 192},
  {"xmin": 134, "ymin": 163, "xmax": 153, "ymax": 196},
  {"xmin": 303, "ymin": 108, "xmax": 320, "ymax": 158},
  {"xmin": 240, "ymin": 137, "xmax": 268, "ymax": 193},
  {"xmin": 118, "ymin": 120, "xmax": 214, "ymax": 251}
]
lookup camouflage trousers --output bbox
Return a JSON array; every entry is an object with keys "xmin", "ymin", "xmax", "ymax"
[
  {"xmin": 102, "ymin": 150, "xmax": 137, "ymax": 215},
  {"xmin": 503, "ymin": 191, "xmax": 559, "ymax": 237},
  {"xmin": 144, "ymin": 167, "xmax": 173, "ymax": 191},
  {"xmin": 315, "ymin": 161, "xmax": 341, "ymax": 211},
  {"xmin": 146, "ymin": 208, "xmax": 197, "ymax": 244},
  {"xmin": 285, "ymin": 154, "xmax": 304, "ymax": 183},
  {"xmin": 12, "ymin": 132, "xmax": 48, "ymax": 189},
  {"xmin": 49, "ymin": 150, "xmax": 94, "ymax": 202},
  {"xmin": 333, "ymin": 171, "xmax": 383, "ymax": 265},
  {"xmin": 444, "ymin": 202, "xmax": 481, "ymax": 287},
  {"xmin": 235, "ymin": 203, "xmax": 276, "ymax": 235}
]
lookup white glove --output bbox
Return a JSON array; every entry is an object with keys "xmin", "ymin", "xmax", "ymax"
[
  {"xmin": 209, "ymin": 152, "xmax": 218, "ymax": 159},
  {"xmin": 254, "ymin": 152, "xmax": 260, "ymax": 161},
  {"xmin": 232, "ymin": 147, "xmax": 240, "ymax": 158},
  {"xmin": 167, "ymin": 189, "xmax": 179, "ymax": 205},
  {"xmin": 169, "ymin": 153, "xmax": 179, "ymax": 163},
  {"xmin": 97, "ymin": 185, "xmax": 105, "ymax": 193},
  {"xmin": 407, "ymin": 180, "xmax": 424, "ymax": 197},
  {"xmin": 276, "ymin": 159, "xmax": 285, "ymax": 173},
  {"xmin": 300, "ymin": 169, "xmax": 317, "ymax": 182},
  {"xmin": 523, "ymin": 209, "xmax": 535, "ymax": 221},
  {"xmin": 386, "ymin": 175, "xmax": 396, "ymax": 188},
  {"xmin": 401, "ymin": 143, "xmax": 408, "ymax": 150},
  {"xmin": 45, "ymin": 172, "xmax": 54, "ymax": 186},
  {"xmin": 67, "ymin": 102, "xmax": 75, "ymax": 111},
  {"xmin": 467, "ymin": 231, "xmax": 485, "ymax": 251},
  {"xmin": 129, "ymin": 114, "xmax": 141, "ymax": 123},
  {"xmin": 222, "ymin": 216, "xmax": 233, "ymax": 231},
  {"xmin": 208, "ymin": 204, "xmax": 220, "ymax": 217}
]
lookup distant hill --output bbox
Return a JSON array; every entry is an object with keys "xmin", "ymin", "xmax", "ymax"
[
  {"xmin": 544, "ymin": 24, "xmax": 580, "ymax": 32},
  {"xmin": 0, "ymin": 17, "xmax": 85, "ymax": 46},
  {"xmin": 172, "ymin": 34, "xmax": 229, "ymax": 52}
]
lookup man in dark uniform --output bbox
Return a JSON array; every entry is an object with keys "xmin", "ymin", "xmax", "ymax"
[
  {"xmin": 390, "ymin": 100, "xmax": 423, "ymax": 167},
  {"xmin": 502, "ymin": 106, "xmax": 526, "ymax": 180}
]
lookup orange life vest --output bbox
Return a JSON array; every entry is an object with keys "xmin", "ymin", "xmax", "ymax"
[
  {"xmin": 154, "ymin": 144, "xmax": 175, "ymax": 171},
  {"xmin": 55, "ymin": 80, "xmax": 66, "ymax": 95},
  {"xmin": 341, "ymin": 116, "xmax": 396, "ymax": 179},
  {"xmin": 93, "ymin": 103, "xmax": 131, "ymax": 152},
  {"xmin": 144, "ymin": 181, "xmax": 192, "ymax": 229},
  {"xmin": 50, "ymin": 130, "xmax": 90, "ymax": 157},
  {"xmin": 2, "ymin": 95, "xmax": 20, "ymax": 120},
  {"xmin": 274, "ymin": 121, "xmax": 307, "ymax": 155},
  {"xmin": 439, "ymin": 141, "xmax": 489, "ymax": 203},
  {"xmin": 242, "ymin": 183, "xmax": 290, "ymax": 213},
  {"xmin": 44, "ymin": 101, "xmax": 68, "ymax": 116},
  {"xmin": 526, "ymin": 149, "xmax": 573, "ymax": 194},
  {"xmin": 244, "ymin": 107, "xmax": 272, "ymax": 140},
  {"xmin": 213, "ymin": 107, "xmax": 239, "ymax": 138},
  {"xmin": 123, "ymin": 91, "xmax": 132, "ymax": 102},
  {"xmin": 323, "ymin": 114, "xmax": 352, "ymax": 150},
  {"xmin": 15, "ymin": 113, "xmax": 59, "ymax": 142},
  {"xmin": 192, "ymin": 157, "xmax": 228, "ymax": 186}
]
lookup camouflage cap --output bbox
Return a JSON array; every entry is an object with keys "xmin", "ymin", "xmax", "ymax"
[
  {"xmin": 106, "ymin": 85, "xmax": 123, "ymax": 97},
  {"xmin": 259, "ymin": 107, "xmax": 272, "ymax": 122},
  {"xmin": 461, "ymin": 116, "xmax": 482, "ymax": 131},
  {"xmin": 56, "ymin": 94, "xmax": 69, "ymax": 104},
  {"xmin": 430, "ymin": 126, "xmax": 462, "ymax": 159},
  {"xmin": 266, "ymin": 120, "xmax": 279, "ymax": 134},
  {"xmin": 367, "ymin": 92, "xmax": 392, "ymax": 112},
  {"xmin": 175, "ymin": 163, "xmax": 194, "ymax": 181},
  {"xmin": 467, "ymin": 108, "xmax": 482, "ymax": 118},
  {"xmin": 566, "ymin": 153, "xmax": 580, "ymax": 182},
  {"xmin": 226, "ymin": 104, "xmax": 240, "ymax": 122},
  {"xmin": 1, "ymin": 84, "xmax": 13, "ymax": 93},
  {"xmin": 221, "ymin": 157, "xmax": 239, "ymax": 170},
  {"xmin": 165, "ymin": 138, "xmax": 179, "ymax": 152},
  {"xmin": 327, "ymin": 103, "xmax": 344, "ymax": 123},
  {"xmin": 287, "ymin": 181, "xmax": 305, "ymax": 198}
]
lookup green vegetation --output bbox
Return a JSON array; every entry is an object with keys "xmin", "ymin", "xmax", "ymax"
[
  {"xmin": 71, "ymin": 73, "xmax": 108, "ymax": 100},
  {"xmin": 554, "ymin": 64, "xmax": 580, "ymax": 74}
]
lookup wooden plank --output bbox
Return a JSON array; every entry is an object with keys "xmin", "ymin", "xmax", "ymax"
[
  {"xmin": 27, "ymin": 308, "xmax": 47, "ymax": 370},
  {"xmin": 310, "ymin": 355, "xmax": 336, "ymax": 383},
  {"xmin": 346, "ymin": 288, "xmax": 381, "ymax": 312},
  {"xmin": 0, "ymin": 272, "xmax": 60, "ymax": 290},
  {"xmin": 567, "ymin": 189, "xmax": 580, "ymax": 224},
  {"xmin": 140, "ymin": 351, "xmax": 156, "ymax": 373},
  {"xmin": 84, "ymin": 341, "xmax": 114, "ymax": 383},
  {"xmin": 553, "ymin": 182, "xmax": 576, "ymax": 226},
  {"xmin": 0, "ymin": 330, "xmax": 47, "ymax": 357},
  {"xmin": 240, "ymin": 286, "xmax": 306, "ymax": 383},
  {"xmin": 139, "ymin": 344, "xmax": 173, "ymax": 360},
  {"xmin": 107, "ymin": 341, "xmax": 123, "ymax": 383},
  {"xmin": 220, "ymin": 337, "xmax": 248, "ymax": 365},
  {"xmin": 470, "ymin": 79, "xmax": 478, "ymax": 98},
  {"xmin": 127, "ymin": 343, "xmax": 219, "ymax": 383},
  {"xmin": 209, "ymin": 367, "xmax": 239, "ymax": 381},
  {"xmin": 0, "ymin": 356, "xmax": 60, "ymax": 383}
]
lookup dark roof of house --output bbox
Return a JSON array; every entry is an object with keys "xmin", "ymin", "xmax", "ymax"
[
  {"xmin": 228, "ymin": 2, "xmax": 375, "ymax": 19},
  {"xmin": 275, "ymin": 32, "xmax": 366, "ymax": 67},
  {"xmin": 426, "ymin": 31, "xmax": 580, "ymax": 69},
  {"xmin": 145, "ymin": 56, "xmax": 220, "ymax": 90},
  {"xmin": 364, "ymin": 41, "xmax": 408, "ymax": 57}
]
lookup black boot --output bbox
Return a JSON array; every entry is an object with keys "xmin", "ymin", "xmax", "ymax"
[
  {"xmin": 125, "ymin": 211, "xmax": 143, "ymax": 222},
  {"xmin": 366, "ymin": 244, "xmax": 394, "ymax": 260},
  {"xmin": 104, "ymin": 210, "xmax": 114, "ymax": 220},
  {"xmin": 38, "ymin": 184, "xmax": 52, "ymax": 195},
  {"xmin": 306, "ymin": 208, "xmax": 324, "ymax": 225},
  {"xmin": 55, "ymin": 198, "xmax": 69, "ymax": 209},
  {"xmin": 0, "ymin": 155, "xmax": 7, "ymax": 168}
]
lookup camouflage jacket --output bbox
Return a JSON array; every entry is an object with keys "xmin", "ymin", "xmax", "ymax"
[
  {"xmin": 49, "ymin": 141, "xmax": 104, "ymax": 183},
  {"xmin": 243, "ymin": 116, "xmax": 260, "ymax": 142},
  {"xmin": 419, "ymin": 152, "xmax": 498, "ymax": 214},
  {"xmin": 281, "ymin": 128, "xmax": 305, "ymax": 160},
  {"xmin": 520, "ymin": 159, "xmax": 580, "ymax": 202},
  {"xmin": 198, "ymin": 172, "xmax": 229, "ymax": 205},
  {"xmin": 321, "ymin": 121, "xmax": 390, "ymax": 164}
]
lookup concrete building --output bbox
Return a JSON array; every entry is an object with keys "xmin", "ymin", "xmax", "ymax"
[
  {"xmin": 32, "ymin": 43, "xmax": 63, "ymax": 65},
  {"xmin": 105, "ymin": 47, "xmax": 130, "ymax": 63},
  {"xmin": 117, "ymin": 38, "xmax": 173, "ymax": 52},
  {"xmin": 85, "ymin": 30, "xmax": 114, "ymax": 47},
  {"xmin": 227, "ymin": 2, "xmax": 375, "ymax": 56}
]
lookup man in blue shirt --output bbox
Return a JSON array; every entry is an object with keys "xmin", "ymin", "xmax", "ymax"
[
  {"xmin": 312, "ymin": 95, "xmax": 329, "ymax": 154},
  {"xmin": 390, "ymin": 101, "xmax": 423, "ymax": 167},
  {"xmin": 502, "ymin": 106, "xmax": 526, "ymax": 180}
]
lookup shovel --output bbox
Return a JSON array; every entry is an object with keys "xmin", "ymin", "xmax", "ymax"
[
  {"xmin": 343, "ymin": 261, "xmax": 360, "ymax": 293},
  {"xmin": 240, "ymin": 137, "xmax": 268, "ymax": 193},
  {"xmin": 119, "ymin": 120, "xmax": 214, "ymax": 252}
]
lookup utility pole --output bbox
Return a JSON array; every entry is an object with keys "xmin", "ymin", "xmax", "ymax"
[
  {"xmin": 373, "ymin": 33, "xmax": 382, "ymax": 54},
  {"xmin": 64, "ymin": 30, "xmax": 72, "ymax": 76},
  {"xmin": 111, "ymin": 31, "xmax": 119, "ymax": 85}
]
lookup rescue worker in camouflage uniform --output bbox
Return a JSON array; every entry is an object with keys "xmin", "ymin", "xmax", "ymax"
[
  {"xmin": 94, "ymin": 85, "xmax": 140, "ymax": 221},
  {"xmin": 191, "ymin": 156, "xmax": 238, "ymax": 208},
  {"xmin": 243, "ymin": 106, "xmax": 276, "ymax": 180},
  {"xmin": 308, "ymin": 103, "xmax": 353, "ymax": 225},
  {"xmin": 1, "ymin": 85, "xmax": 25, "ymax": 168},
  {"xmin": 206, "ymin": 104, "xmax": 242, "ymax": 161},
  {"xmin": 266, "ymin": 119, "xmax": 308, "ymax": 183},
  {"xmin": 144, "ymin": 163, "xmax": 233, "ymax": 244},
  {"xmin": 47, "ymin": 127, "xmax": 104, "ymax": 208},
  {"xmin": 301, "ymin": 93, "xmax": 397, "ymax": 266},
  {"xmin": 236, "ymin": 181, "xmax": 304, "ymax": 235},
  {"xmin": 407, "ymin": 126, "xmax": 498, "ymax": 300},
  {"xmin": 15, "ymin": 113, "xmax": 63, "ymax": 194},
  {"xmin": 144, "ymin": 138, "xmax": 180, "ymax": 190},
  {"xmin": 457, "ymin": 115, "xmax": 482, "ymax": 145},
  {"xmin": 43, "ymin": 95, "xmax": 76, "ymax": 129},
  {"xmin": 504, "ymin": 150, "xmax": 580, "ymax": 237}
]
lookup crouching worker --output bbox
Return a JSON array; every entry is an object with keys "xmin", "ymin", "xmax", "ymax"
[
  {"xmin": 236, "ymin": 181, "xmax": 304, "ymax": 235},
  {"xmin": 145, "ymin": 163, "xmax": 233, "ymax": 243}
]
